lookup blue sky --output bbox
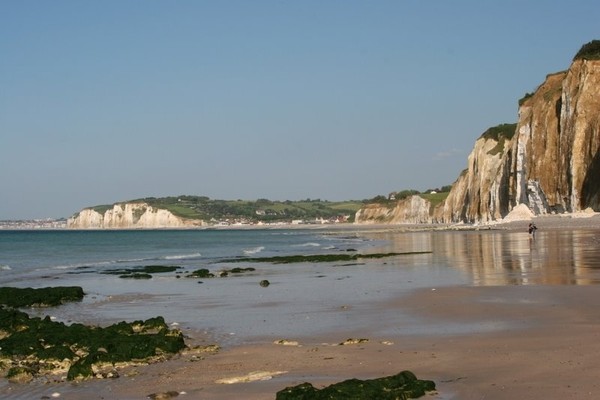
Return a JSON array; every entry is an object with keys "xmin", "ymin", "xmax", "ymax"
[{"xmin": 1, "ymin": 1, "xmax": 599, "ymax": 219}]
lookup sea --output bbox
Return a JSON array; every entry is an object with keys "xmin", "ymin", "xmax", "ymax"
[
  {"xmin": 1, "ymin": 227, "xmax": 457, "ymax": 343},
  {"xmin": 3, "ymin": 226, "xmax": 600, "ymax": 345}
]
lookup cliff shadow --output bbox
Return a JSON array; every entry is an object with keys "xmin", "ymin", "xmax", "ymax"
[{"xmin": 581, "ymin": 148, "xmax": 600, "ymax": 211}]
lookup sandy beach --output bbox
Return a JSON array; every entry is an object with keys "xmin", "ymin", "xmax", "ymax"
[{"xmin": 3, "ymin": 213, "xmax": 600, "ymax": 399}]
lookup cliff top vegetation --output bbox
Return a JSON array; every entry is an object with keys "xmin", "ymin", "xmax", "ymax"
[
  {"xmin": 480, "ymin": 123, "xmax": 517, "ymax": 141},
  {"xmin": 367, "ymin": 186, "xmax": 452, "ymax": 207},
  {"xmin": 573, "ymin": 39, "xmax": 600, "ymax": 61},
  {"xmin": 89, "ymin": 196, "xmax": 364, "ymax": 223},
  {"xmin": 479, "ymin": 123, "xmax": 517, "ymax": 156}
]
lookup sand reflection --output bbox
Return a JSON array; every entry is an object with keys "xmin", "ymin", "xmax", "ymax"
[{"xmin": 364, "ymin": 229, "xmax": 600, "ymax": 286}]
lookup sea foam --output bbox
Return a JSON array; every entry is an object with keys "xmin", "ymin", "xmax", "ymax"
[
  {"xmin": 164, "ymin": 253, "xmax": 202, "ymax": 260},
  {"xmin": 243, "ymin": 246, "xmax": 265, "ymax": 255}
]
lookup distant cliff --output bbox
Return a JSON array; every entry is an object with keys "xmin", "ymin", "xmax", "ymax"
[
  {"xmin": 435, "ymin": 123, "xmax": 517, "ymax": 223},
  {"xmin": 67, "ymin": 197, "xmax": 362, "ymax": 229},
  {"xmin": 357, "ymin": 40, "xmax": 600, "ymax": 224},
  {"xmin": 355, "ymin": 195, "xmax": 432, "ymax": 224},
  {"xmin": 67, "ymin": 203, "xmax": 207, "ymax": 229}
]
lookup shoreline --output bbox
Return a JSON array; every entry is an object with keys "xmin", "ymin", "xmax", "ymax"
[{"xmin": 5, "ymin": 210, "xmax": 598, "ymax": 233}]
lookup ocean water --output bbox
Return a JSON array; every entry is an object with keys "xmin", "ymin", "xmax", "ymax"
[
  {"xmin": 2, "ymin": 227, "xmax": 600, "ymax": 344},
  {"xmin": 0, "ymin": 228, "xmax": 468, "ymax": 344},
  {"xmin": 0, "ymin": 228, "xmax": 452, "ymax": 341},
  {"xmin": 0, "ymin": 229, "xmax": 362, "ymax": 281}
]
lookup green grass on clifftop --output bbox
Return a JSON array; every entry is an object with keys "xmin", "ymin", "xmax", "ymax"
[
  {"xmin": 480, "ymin": 123, "xmax": 517, "ymax": 156},
  {"xmin": 574, "ymin": 39, "xmax": 600, "ymax": 61},
  {"xmin": 419, "ymin": 192, "xmax": 449, "ymax": 209},
  {"xmin": 85, "ymin": 196, "xmax": 364, "ymax": 223}
]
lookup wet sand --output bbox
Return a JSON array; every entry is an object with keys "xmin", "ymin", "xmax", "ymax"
[
  {"xmin": 38, "ymin": 284, "xmax": 600, "ymax": 400},
  {"xmin": 3, "ymin": 214, "xmax": 600, "ymax": 399}
]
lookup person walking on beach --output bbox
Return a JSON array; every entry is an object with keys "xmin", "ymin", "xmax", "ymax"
[{"xmin": 528, "ymin": 222, "xmax": 537, "ymax": 239}]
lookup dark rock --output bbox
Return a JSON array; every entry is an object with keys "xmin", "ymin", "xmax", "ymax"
[
  {"xmin": 0, "ymin": 286, "xmax": 84, "ymax": 308},
  {"xmin": 186, "ymin": 268, "xmax": 214, "ymax": 278},
  {"xmin": 119, "ymin": 273, "xmax": 152, "ymax": 279},
  {"xmin": 276, "ymin": 370, "xmax": 435, "ymax": 399},
  {"xmin": 147, "ymin": 391, "xmax": 180, "ymax": 400},
  {"xmin": 222, "ymin": 252, "xmax": 431, "ymax": 264}
]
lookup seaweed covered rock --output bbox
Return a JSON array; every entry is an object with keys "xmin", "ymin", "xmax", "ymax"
[
  {"xmin": 222, "ymin": 252, "xmax": 431, "ymax": 264},
  {"xmin": 0, "ymin": 307, "xmax": 186, "ymax": 381},
  {"xmin": 5, "ymin": 366, "xmax": 35, "ymax": 383},
  {"xmin": 0, "ymin": 286, "xmax": 84, "ymax": 308},
  {"xmin": 186, "ymin": 268, "xmax": 215, "ymax": 278},
  {"xmin": 186, "ymin": 267, "xmax": 256, "ymax": 279},
  {"xmin": 101, "ymin": 265, "xmax": 180, "ymax": 279},
  {"xmin": 276, "ymin": 370, "xmax": 435, "ymax": 400},
  {"xmin": 119, "ymin": 273, "xmax": 153, "ymax": 279}
]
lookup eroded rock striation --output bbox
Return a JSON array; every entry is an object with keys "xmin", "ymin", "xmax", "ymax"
[
  {"xmin": 355, "ymin": 195, "xmax": 432, "ymax": 224},
  {"xmin": 440, "ymin": 56, "xmax": 600, "ymax": 223}
]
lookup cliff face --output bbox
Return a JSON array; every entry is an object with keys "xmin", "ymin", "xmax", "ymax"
[
  {"xmin": 67, "ymin": 203, "xmax": 206, "ymax": 229},
  {"xmin": 355, "ymin": 195, "xmax": 432, "ymax": 224},
  {"xmin": 447, "ymin": 58, "xmax": 600, "ymax": 223},
  {"xmin": 358, "ymin": 54, "xmax": 600, "ymax": 225},
  {"xmin": 440, "ymin": 58, "xmax": 600, "ymax": 223},
  {"xmin": 436, "ymin": 127, "xmax": 514, "ymax": 223}
]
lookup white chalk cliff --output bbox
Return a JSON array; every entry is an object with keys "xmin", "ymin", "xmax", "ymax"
[
  {"xmin": 355, "ymin": 195, "xmax": 432, "ymax": 224},
  {"xmin": 67, "ymin": 203, "xmax": 206, "ymax": 229}
]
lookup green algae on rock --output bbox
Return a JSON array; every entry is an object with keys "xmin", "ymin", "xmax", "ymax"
[
  {"xmin": 101, "ymin": 265, "xmax": 181, "ymax": 277},
  {"xmin": 0, "ymin": 286, "xmax": 84, "ymax": 308},
  {"xmin": 119, "ymin": 272, "xmax": 153, "ymax": 279},
  {"xmin": 186, "ymin": 267, "xmax": 256, "ymax": 278},
  {"xmin": 222, "ymin": 252, "xmax": 431, "ymax": 264},
  {"xmin": 275, "ymin": 370, "xmax": 435, "ymax": 400},
  {"xmin": 0, "ymin": 307, "xmax": 186, "ymax": 381},
  {"xmin": 186, "ymin": 268, "xmax": 215, "ymax": 278},
  {"xmin": 228, "ymin": 267, "xmax": 256, "ymax": 273},
  {"xmin": 218, "ymin": 267, "xmax": 256, "ymax": 277}
]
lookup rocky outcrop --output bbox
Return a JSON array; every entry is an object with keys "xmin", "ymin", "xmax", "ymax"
[
  {"xmin": 67, "ymin": 203, "xmax": 206, "ymax": 229},
  {"xmin": 357, "ymin": 41, "xmax": 600, "ymax": 225},
  {"xmin": 355, "ymin": 195, "xmax": 432, "ymax": 224}
]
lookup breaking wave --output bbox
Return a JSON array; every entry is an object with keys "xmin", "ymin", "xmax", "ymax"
[
  {"xmin": 243, "ymin": 246, "xmax": 265, "ymax": 255},
  {"xmin": 294, "ymin": 242, "xmax": 321, "ymax": 248},
  {"xmin": 164, "ymin": 252, "xmax": 202, "ymax": 260}
]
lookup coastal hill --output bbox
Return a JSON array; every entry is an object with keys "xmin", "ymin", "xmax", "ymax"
[
  {"xmin": 358, "ymin": 40, "xmax": 600, "ymax": 224},
  {"xmin": 67, "ymin": 197, "xmax": 363, "ymax": 229}
]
